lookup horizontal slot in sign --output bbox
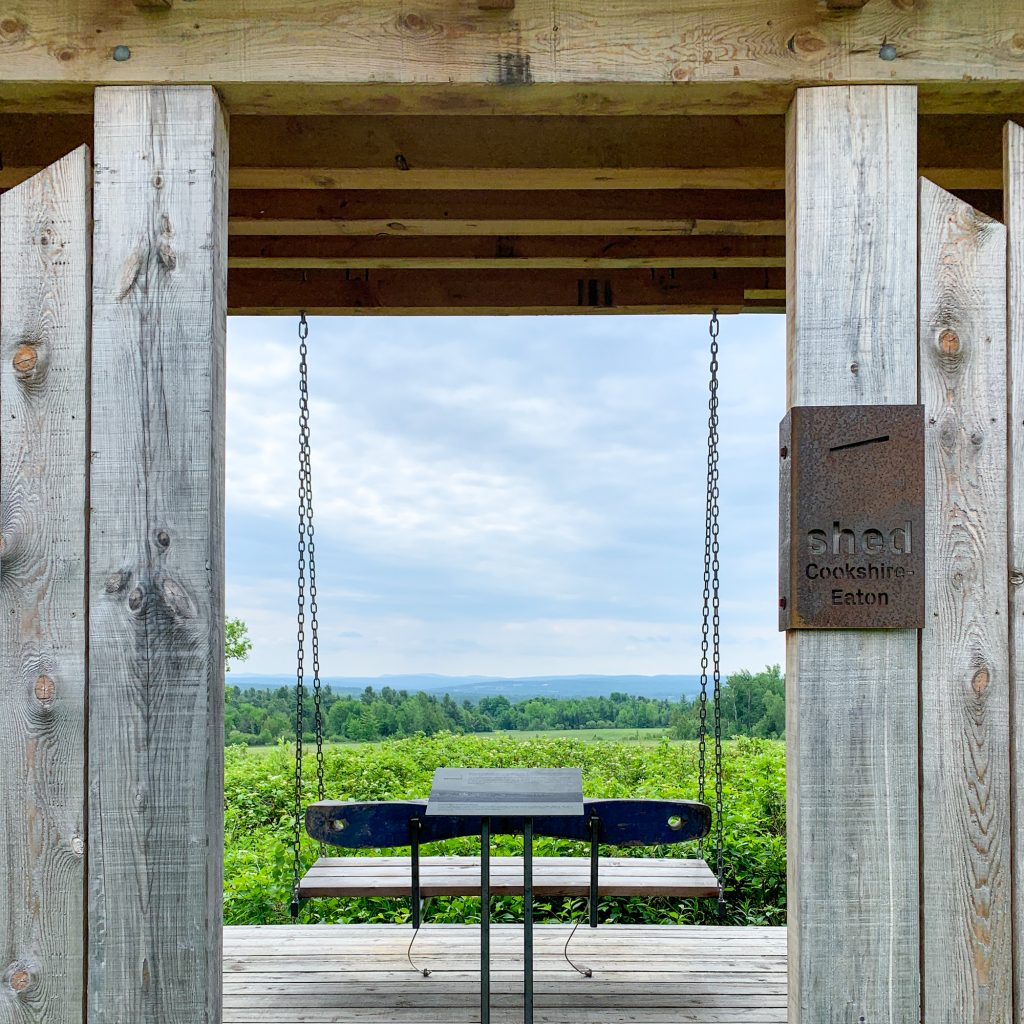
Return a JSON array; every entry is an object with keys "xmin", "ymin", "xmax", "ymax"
[{"xmin": 779, "ymin": 404, "xmax": 925, "ymax": 630}]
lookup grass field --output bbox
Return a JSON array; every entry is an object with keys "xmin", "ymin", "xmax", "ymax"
[
  {"xmin": 243, "ymin": 726, "xmax": 672, "ymax": 755},
  {"xmin": 224, "ymin": 732, "xmax": 786, "ymax": 928}
]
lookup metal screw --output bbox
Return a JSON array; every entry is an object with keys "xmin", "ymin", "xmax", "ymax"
[{"xmin": 879, "ymin": 41, "xmax": 897, "ymax": 61}]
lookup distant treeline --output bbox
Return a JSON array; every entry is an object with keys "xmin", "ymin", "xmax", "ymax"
[{"xmin": 224, "ymin": 666, "xmax": 784, "ymax": 745}]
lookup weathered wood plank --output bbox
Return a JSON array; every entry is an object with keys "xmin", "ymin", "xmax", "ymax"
[
  {"xmin": 1005, "ymin": 118, "xmax": 1024, "ymax": 1024},
  {"xmin": 227, "ymin": 267, "xmax": 781, "ymax": 316},
  {"xmin": 0, "ymin": 145, "xmax": 90, "ymax": 1024},
  {"xmin": 785, "ymin": 85, "xmax": 919, "ymax": 1024},
  {"xmin": 919, "ymin": 178, "xmax": 1011, "ymax": 1022},
  {"xmin": 0, "ymin": 0, "xmax": 1023, "ymax": 118},
  {"xmin": 298, "ymin": 856, "xmax": 718, "ymax": 898},
  {"xmin": 221, "ymin": 925, "xmax": 787, "ymax": 1024},
  {"xmin": 0, "ymin": 112, "xmax": 1012, "ymax": 189},
  {"xmin": 227, "ymin": 235, "xmax": 788, "ymax": 271},
  {"xmin": 88, "ymin": 85, "xmax": 228, "ymax": 1024}
]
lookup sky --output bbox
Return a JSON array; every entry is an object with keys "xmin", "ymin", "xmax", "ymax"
[{"xmin": 225, "ymin": 314, "xmax": 786, "ymax": 678}]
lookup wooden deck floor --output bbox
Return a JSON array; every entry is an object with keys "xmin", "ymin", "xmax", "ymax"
[{"xmin": 224, "ymin": 924, "xmax": 787, "ymax": 1023}]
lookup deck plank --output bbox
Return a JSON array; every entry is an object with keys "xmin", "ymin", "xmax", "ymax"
[{"xmin": 224, "ymin": 925, "xmax": 786, "ymax": 1024}]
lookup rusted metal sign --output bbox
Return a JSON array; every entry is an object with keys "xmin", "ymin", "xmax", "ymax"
[{"xmin": 779, "ymin": 405, "xmax": 925, "ymax": 630}]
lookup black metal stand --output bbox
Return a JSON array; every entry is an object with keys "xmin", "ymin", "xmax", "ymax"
[
  {"xmin": 589, "ymin": 815, "xmax": 600, "ymax": 928},
  {"xmin": 480, "ymin": 817, "xmax": 490, "ymax": 1024},
  {"xmin": 410, "ymin": 817, "xmax": 421, "ymax": 930}
]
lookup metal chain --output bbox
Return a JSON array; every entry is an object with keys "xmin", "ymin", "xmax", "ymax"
[
  {"xmin": 697, "ymin": 311, "xmax": 725, "ymax": 913},
  {"xmin": 707, "ymin": 311, "xmax": 726, "ymax": 917},
  {"xmin": 292, "ymin": 312, "xmax": 326, "ymax": 916},
  {"xmin": 300, "ymin": 321, "xmax": 326, "ymax": 806},
  {"xmin": 291, "ymin": 312, "xmax": 310, "ymax": 916}
]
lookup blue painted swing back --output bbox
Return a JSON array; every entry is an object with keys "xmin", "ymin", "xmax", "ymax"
[{"xmin": 306, "ymin": 798, "xmax": 711, "ymax": 848}]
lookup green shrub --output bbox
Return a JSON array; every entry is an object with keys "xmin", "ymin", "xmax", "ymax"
[{"xmin": 224, "ymin": 733, "xmax": 786, "ymax": 927}]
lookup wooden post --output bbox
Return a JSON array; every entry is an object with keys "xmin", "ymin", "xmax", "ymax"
[
  {"xmin": 0, "ymin": 146, "xmax": 91, "ymax": 1024},
  {"xmin": 919, "ymin": 178, "xmax": 1011, "ymax": 1021},
  {"xmin": 88, "ymin": 86, "xmax": 228, "ymax": 1023},
  {"xmin": 1006, "ymin": 120, "xmax": 1024, "ymax": 1024},
  {"xmin": 785, "ymin": 86, "xmax": 920, "ymax": 1023}
]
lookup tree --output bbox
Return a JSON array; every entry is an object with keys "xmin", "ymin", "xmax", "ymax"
[{"xmin": 225, "ymin": 617, "xmax": 252, "ymax": 672}]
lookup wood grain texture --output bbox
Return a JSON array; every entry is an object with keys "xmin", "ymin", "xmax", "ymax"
[
  {"xmin": 0, "ymin": 0, "xmax": 1023, "ymax": 114},
  {"xmin": 227, "ymin": 235, "xmax": 788, "ymax": 271},
  {"xmin": 226, "ymin": 187, "xmax": 786, "ymax": 238},
  {"xmin": 221, "ymin": 924, "xmax": 788, "ymax": 1024},
  {"xmin": 1005, "ymin": 119, "xmax": 1024, "ymax": 1024},
  {"xmin": 919, "ymin": 178, "xmax": 1011, "ymax": 1022},
  {"xmin": 227, "ymin": 266, "xmax": 783, "ymax": 316},
  {"xmin": 0, "ymin": 111, "xmax": 1012, "ymax": 182},
  {"xmin": 0, "ymin": 145, "xmax": 90, "ymax": 1024},
  {"xmin": 87, "ymin": 86, "xmax": 227, "ymax": 1024},
  {"xmin": 297, "ymin": 856, "xmax": 718, "ymax": 899},
  {"xmin": 784, "ymin": 86, "xmax": 919, "ymax": 1024}
]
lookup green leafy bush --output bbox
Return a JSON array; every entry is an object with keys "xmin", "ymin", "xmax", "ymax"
[{"xmin": 224, "ymin": 733, "xmax": 785, "ymax": 927}]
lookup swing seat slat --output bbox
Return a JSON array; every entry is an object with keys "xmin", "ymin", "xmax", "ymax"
[{"xmin": 298, "ymin": 855, "xmax": 719, "ymax": 899}]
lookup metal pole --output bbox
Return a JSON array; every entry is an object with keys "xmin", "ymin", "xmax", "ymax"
[
  {"xmin": 589, "ymin": 815, "xmax": 599, "ymax": 928},
  {"xmin": 481, "ymin": 817, "xmax": 490, "ymax": 1024},
  {"xmin": 524, "ymin": 818, "xmax": 534, "ymax": 1024},
  {"xmin": 410, "ymin": 818, "xmax": 421, "ymax": 930}
]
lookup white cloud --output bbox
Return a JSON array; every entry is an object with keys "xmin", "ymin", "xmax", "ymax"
[{"xmin": 226, "ymin": 314, "xmax": 786, "ymax": 677}]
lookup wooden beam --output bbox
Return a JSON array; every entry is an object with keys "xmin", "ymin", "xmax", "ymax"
[
  {"xmin": 227, "ymin": 266, "xmax": 781, "ymax": 315},
  {"xmin": 227, "ymin": 167, "xmax": 788, "ymax": 190},
  {"xmin": 0, "ymin": 163, "xmax": 1007, "ymax": 195},
  {"xmin": 0, "ymin": 1, "xmax": 1023, "ymax": 117},
  {"xmin": 227, "ymin": 234, "xmax": 787, "ymax": 270},
  {"xmin": 227, "ymin": 188, "xmax": 785, "ymax": 238},
  {"xmin": 919, "ymin": 178, "xmax": 1011, "ymax": 1022},
  {"xmin": 88, "ymin": 85, "xmax": 227, "ymax": 1023},
  {"xmin": 0, "ymin": 145, "xmax": 90, "ymax": 1024},
  {"xmin": 0, "ymin": 112, "xmax": 1013, "ymax": 195},
  {"xmin": 786, "ymin": 85, "xmax": 920, "ymax": 1023},
  {"xmin": 1005, "ymin": 118, "xmax": 1024, "ymax": 1024}
]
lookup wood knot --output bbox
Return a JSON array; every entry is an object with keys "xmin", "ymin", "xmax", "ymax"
[
  {"xmin": 0, "ymin": 17, "xmax": 27, "ymax": 40},
  {"xmin": 156, "ymin": 529, "xmax": 171, "ymax": 548},
  {"xmin": 939, "ymin": 328, "xmax": 960, "ymax": 355},
  {"xmin": 9, "ymin": 969, "xmax": 29, "ymax": 993},
  {"xmin": 71, "ymin": 834, "xmax": 85, "ymax": 857},
  {"xmin": 12, "ymin": 345, "xmax": 37, "ymax": 374},
  {"xmin": 128, "ymin": 585, "xmax": 146, "ymax": 612},
  {"xmin": 972, "ymin": 667, "xmax": 990, "ymax": 695},
  {"xmin": 160, "ymin": 578, "xmax": 197, "ymax": 619},
  {"xmin": 397, "ymin": 12, "xmax": 432, "ymax": 34},
  {"xmin": 56, "ymin": 47, "xmax": 78, "ymax": 63},
  {"xmin": 671, "ymin": 65, "xmax": 693, "ymax": 81},
  {"xmin": 1011, "ymin": 32, "xmax": 1024, "ymax": 55},
  {"xmin": 34, "ymin": 675, "xmax": 55, "ymax": 703},
  {"xmin": 787, "ymin": 30, "xmax": 829, "ymax": 57},
  {"xmin": 1010, "ymin": 570, "xmax": 1024, "ymax": 587},
  {"xmin": 105, "ymin": 570, "xmax": 129, "ymax": 593},
  {"xmin": 157, "ymin": 242, "xmax": 176, "ymax": 271},
  {"xmin": 116, "ymin": 245, "xmax": 145, "ymax": 302}
]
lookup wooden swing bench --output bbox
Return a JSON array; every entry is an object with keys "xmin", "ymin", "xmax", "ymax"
[{"xmin": 299, "ymin": 798, "xmax": 718, "ymax": 910}]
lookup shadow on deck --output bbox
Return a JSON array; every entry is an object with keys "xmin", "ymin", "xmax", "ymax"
[{"xmin": 224, "ymin": 924, "xmax": 787, "ymax": 1023}]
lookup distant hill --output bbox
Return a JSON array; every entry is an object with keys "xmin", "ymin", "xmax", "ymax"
[{"xmin": 226, "ymin": 673, "xmax": 703, "ymax": 702}]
